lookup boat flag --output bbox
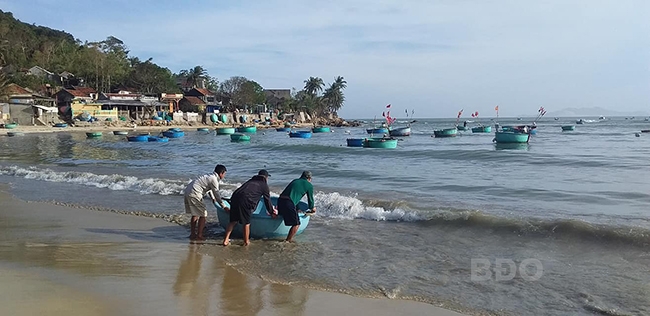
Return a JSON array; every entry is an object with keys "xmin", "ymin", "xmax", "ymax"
[
  {"xmin": 386, "ymin": 104, "xmax": 391, "ymax": 108},
  {"xmin": 495, "ymin": 106, "xmax": 499, "ymax": 111},
  {"xmin": 475, "ymin": 111, "xmax": 479, "ymax": 117},
  {"xmin": 457, "ymin": 110, "xmax": 463, "ymax": 118}
]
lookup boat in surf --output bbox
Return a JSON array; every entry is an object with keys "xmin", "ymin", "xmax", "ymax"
[{"xmin": 214, "ymin": 197, "xmax": 311, "ymax": 239}]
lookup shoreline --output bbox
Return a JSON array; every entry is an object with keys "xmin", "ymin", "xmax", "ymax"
[{"xmin": 0, "ymin": 186, "xmax": 468, "ymax": 316}]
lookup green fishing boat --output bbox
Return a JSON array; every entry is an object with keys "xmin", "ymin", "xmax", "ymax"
[
  {"xmin": 433, "ymin": 127, "xmax": 458, "ymax": 138},
  {"xmin": 86, "ymin": 132, "xmax": 103, "ymax": 138},
  {"xmin": 216, "ymin": 127, "xmax": 236, "ymax": 135},
  {"xmin": 230, "ymin": 133, "xmax": 251, "ymax": 142},
  {"xmin": 363, "ymin": 137, "xmax": 398, "ymax": 149}
]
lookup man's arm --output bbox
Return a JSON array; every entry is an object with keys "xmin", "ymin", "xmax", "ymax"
[
  {"xmin": 307, "ymin": 184, "xmax": 315, "ymax": 211},
  {"xmin": 262, "ymin": 185, "xmax": 276, "ymax": 216}
]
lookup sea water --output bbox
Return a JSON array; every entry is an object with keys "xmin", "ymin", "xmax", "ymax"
[{"xmin": 1, "ymin": 117, "xmax": 649, "ymax": 315}]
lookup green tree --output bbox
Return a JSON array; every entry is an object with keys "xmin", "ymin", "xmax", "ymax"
[
  {"xmin": 178, "ymin": 66, "xmax": 208, "ymax": 88},
  {"xmin": 303, "ymin": 76, "xmax": 324, "ymax": 96},
  {"xmin": 127, "ymin": 57, "xmax": 179, "ymax": 94}
]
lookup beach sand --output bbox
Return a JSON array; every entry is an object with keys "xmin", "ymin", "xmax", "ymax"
[{"xmin": 0, "ymin": 188, "xmax": 465, "ymax": 316}]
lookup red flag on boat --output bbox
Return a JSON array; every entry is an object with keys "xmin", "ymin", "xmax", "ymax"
[
  {"xmin": 471, "ymin": 113, "xmax": 475, "ymax": 118},
  {"xmin": 386, "ymin": 104, "xmax": 391, "ymax": 108},
  {"xmin": 382, "ymin": 112, "xmax": 385, "ymax": 117},
  {"xmin": 475, "ymin": 111, "xmax": 479, "ymax": 116},
  {"xmin": 457, "ymin": 110, "xmax": 463, "ymax": 118}
]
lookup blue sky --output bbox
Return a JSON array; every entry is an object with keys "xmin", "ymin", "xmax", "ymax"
[{"xmin": 2, "ymin": 0, "xmax": 648, "ymax": 118}]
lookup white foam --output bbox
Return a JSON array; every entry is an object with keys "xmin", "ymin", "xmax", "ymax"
[{"xmin": 313, "ymin": 192, "xmax": 423, "ymax": 222}]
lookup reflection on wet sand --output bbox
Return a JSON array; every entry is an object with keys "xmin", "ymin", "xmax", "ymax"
[
  {"xmin": 173, "ymin": 244, "xmax": 212, "ymax": 314},
  {"xmin": 269, "ymin": 283, "xmax": 309, "ymax": 316},
  {"xmin": 220, "ymin": 264, "xmax": 264, "ymax": 316}
]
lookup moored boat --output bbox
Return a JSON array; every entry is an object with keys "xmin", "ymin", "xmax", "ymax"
[
  {"xmin": 214, "ymin": 197, "xmax": 311, "ymax": 239},
  {"xmin": 289, "ymin": 131, "xmax": 312, "ymax": 138},
  {"xmin": 147, "ymin": 136, "xmax": 169, "ymax": 142},
  {"xmin": 389, "ymin": 126, "xmax": 411, "ymax": 136},
  {"xmin": 363, "ymin": 137, "xmax": 398, "ymax": 149},
  {"xmin": 7, "ymin": 132, "xmax": 24, "ymax": 136},
  {"xmin": 346, "ymin": 138, "xmax": 364, "ymax": 147},
  {"xmin": 86, "ymin": 132, "xmax": 102, "ymax": 138},
  {"xmin": 276, "ymin": 127, "xmax": 291, "ymax": 132},
  {"xmin": 230, "ymin": 133, "xmax": 251, "ymax": 142},
  {"xmin": 236, "ymin": 125, "xmax": 257, "ymax": 133},
  {"xmin": 456, "ymin": 125, "xmax": 468, "ymax": 131},
  {"xmin": 366, "ymin": 127, "xmax": 389, "ymax": 135},
  {"xmin": 494, "ymin": 131, "xmax": 530, "ymax": 143},
  {"xmin": 561, "ymin": 125, "xmax": 575, "ymax": 131},
  {"xmin": 471, "ymin": 126, "xmax": 492, "ymax": 133},
  {"xmin": 312, "ymin": 126, "xmax": 331, "ymax": 133},
  {"xmin": 4, "ymin": 123, "xmax": 17, "ymax": 129},
  {"xmin": 54, "ymin": 123, "xmax": 67, "ymax": 128},
  {"xmin": 113, "ymin": 131, "xmax": 128, "ymax": 135},
  {"xmin": 162, "ymin": 130, "xmax": 184, "ymax": 138},
  {"xmin": 216, "ymin": 127, "xmax": 236, "ymax": 135},
  {"xmin": 196, "ymin": 127, "xmax": 210, "ymax": 132},
  {"xmin": 433, "ymin": 127, "xmax": 458, "ymax": 138},
  {"xmin": 126, "ymin": 135, "xmax": 149, "ymax": 142}
]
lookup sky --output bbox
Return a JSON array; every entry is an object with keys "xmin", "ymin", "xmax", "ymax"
[{"xmin": 1, "ymin": 0, "xmax": 648, "ymax": 118}]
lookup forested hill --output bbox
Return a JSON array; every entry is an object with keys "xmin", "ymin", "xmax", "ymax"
[{"xmin": 0, "ymin": 9, "xmax": 179, "ymax": 94}]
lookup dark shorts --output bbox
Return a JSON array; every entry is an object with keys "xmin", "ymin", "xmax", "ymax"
[
  {"xmin": 277, "ymin": 197, "xmax": 300, "ymax": 226},
  {"xmin": 229, "ymin": 203, "xmax": 252, "ymax": 225}
]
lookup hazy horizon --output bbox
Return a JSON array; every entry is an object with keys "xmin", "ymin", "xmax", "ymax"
[{"xmin": 1, "ymin": 1, "xmax": 647, "ymax": 118}]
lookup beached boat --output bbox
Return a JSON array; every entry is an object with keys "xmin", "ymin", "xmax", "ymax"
[
  {"xmin": 196, "ymin": 127, "xmax": 210, "ymax": 132},
  {"xmin": 85, "ymin": 132, "xmax": 102, "ymax": 138},
  {"xmin": 366, "ymin": 127, "xmax": 389, "ymax": 135},
  {"xmin": 216, "ymin": 127, "xmax": 236, "ymax": 135},
  {"xmin": 126, "ymin": 135, "xmax": 149, "ymax": 142},
  {"xmin": 7, "ymin": 132, "xmax": 24, "ymax": 136},
  {"xmin": 433, "ymin": 127, "xmax": 458, "ymax": 138},
  {"xmin": 364, "ymin": 137, "xmax": 398, "ymax": 149},
  {"xmin": 346, "ymin": 138, "xmax": 365, "ymax": 147},
  {"xmin": 561, "ymin": 125, "xmax": 575, "ymax": 131},
  {"xmin": 389, "ymin": 126, "xmax": 411, "ymax": 136},
  {"xmin": 4, "ymin": 123, "xmax": 17, "ymax": 129},
  {"xmin": 471, "ymin": 126, "xmax": 492, "ymax": 133},
  {"xmin": 236, "ymin": 125, "xmax": 257, "ymax": 133},
  {"xmin": 312, "ymin": 126, "xmax": 331, "ymax": 133},
  {"xmin": 147, "ymin": 136, "xmax": 169, "ymax": 142},
  {"xmin": 162, "ymin": 130, "xmax": 184, "ymax": 138},
  {"xmin": 289, "ymin": 131, "xmax": 312, "ymax": 138},
  {"xmin": 494, "ymin": 131, "xmax": 530, "ymax": 143},
  {"xmin": 113, "ymin": 131, "xmax": 128, "ymax": 135},
  {"xmin": 214, "ymin": 197, "xmax": 311, "ymax": 239},
  {"xmin": 54, "ymin": 123, "xmax": 67, "ymax": 128},
  {"xmin": 230, "ymin": 133, "xmax": 251, "ymax": 142},
  {"xmin": 276, "ymin": 127, "xmax": 291, "ymax": 132}
]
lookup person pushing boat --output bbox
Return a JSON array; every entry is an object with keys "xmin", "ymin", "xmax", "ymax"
[
  {"xmin": 184, "ymin": 164, "xmax": 228, "ymax": 241},
  {"xmin": 222, "ymin": 169, "xmax": 275, "ymax": 246},
  {"xmin": 277, "ymin": 171, "xmax": 316, "ymax": 242}
]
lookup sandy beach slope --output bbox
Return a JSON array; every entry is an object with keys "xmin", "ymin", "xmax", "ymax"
[{"xmin": 0, "ymin": 187, "xmax": 466, "ymax": 316}]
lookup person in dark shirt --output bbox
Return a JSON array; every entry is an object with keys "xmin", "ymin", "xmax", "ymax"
[
  {"xmin": 277, "ymin": 171, "xmax": 316, "ymax": 242},
  {"xmin": 222, "ymin": 169, "xmax": 275, "ymax": 246}
]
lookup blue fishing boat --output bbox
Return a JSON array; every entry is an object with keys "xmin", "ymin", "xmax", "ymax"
[
  {"xmin": 216, "ymin": 127, "xmax": 236, "ymax": 135},
  {"xmin": 289, "ymin": 131, "xmax": 312, "ymax": 138},
  {"xmin": 562, "ymin": 125, "xmax": 575, "ymax": 131},
  {"xmin": 214, "ymin": 197, "xmax": 311, "ymax": 239},
  {"xmin": 162, "ymin": 130, "xmax": 184, "ymax": 138},
  {"xmin": 147, "ymin": 136, "xmax": 169, "ymax": 142},
  {"xmin": 54, "ymin": 123, "xmax": 67, "ymax": 128},
  {"xmin": 346, "ymin": 138, "xmax": 365, "ymax": 147},
  {"xmin": 364, "ymin": 137, "xmax": 398, "ymax": 149},
  {"xmin": 168, "ymin": 127, "xmax": 182, "ymax": 132},
  {"xmin": 471, "ymin": 126, "xmax": 492, "ymax": 133},
  {"xmin": 126, "ymin": 135, "xmax": 149, "ymax": 142},
  {"xmin": 366, "ymin": 127, "xmax": 389, "ymax": 135},
  {"xmin": 433, "ymin": 127, "xmax": 458, "ymax": 138},
  {"xmin": 389, "ymin": 126, "xmax": 411, "ymax": 136},
  {"xmin": 312, "ymin": 126, "xmax": 331, "ymax": 133},
  {"xmin": 494, "ymin": 131, "xmax": 530, "ymax": 143},
  {"xmin": 236, "ymin": 125, "xmax": 257, "ymax": 133},
  {"xmin": 276, "ymin": 127, "xmax": 291, "ymax": 132},
  {"xmin": 230, "ymin": 133, "xmax": 251, "ymax": 142}
]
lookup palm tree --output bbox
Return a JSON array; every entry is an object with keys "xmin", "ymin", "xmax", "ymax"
[
  {"xmin": 332, "ymin": 76, "xmax": 347, "ymax": 91},
  {"xmin": 323, "ymin": 84, "xmax": 345, "ymax": 113},
  {"xmin": 185, "ymin": 66, "xmax": 208, "ymax": 88},
  {"xmin": 303, "ymin": 76, "xmax": 324, "ymax": 96}
]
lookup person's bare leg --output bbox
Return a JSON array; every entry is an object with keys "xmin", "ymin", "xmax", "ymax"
[
  {"xmin": 196, "ymin": 217, "xmax": 206, "ymax": 240},
  {"xmin": 222, "ymin": 221, "xmax": 237, "ymax": 246},
  {"xmin": 189, "ymin": 216, "xmax": 198, "ymax": 239},
  {"xmin": 243, "ymin": 224, "xmax": 251, "ymax": 246},
  {"xmin": 286, "ymin": 225, "xmax": 300, "ymax": 242}
]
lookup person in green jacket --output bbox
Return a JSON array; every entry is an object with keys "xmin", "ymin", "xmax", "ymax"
[{"xmin": 277, "ymin": 171, "xmax": 316, "ymax": 242}]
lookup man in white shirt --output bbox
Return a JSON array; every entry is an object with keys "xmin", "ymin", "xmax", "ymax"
[{"xmin": 184, "ymin": 164, "xmax": 228, "ymax": 241}]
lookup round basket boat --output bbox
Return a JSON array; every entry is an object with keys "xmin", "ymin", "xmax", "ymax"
[
  {"xmin": 7, "ymin": 132, "xmax": 24, "ymax": 137},
  {"xmin": 197, "ymin": 127, "xmax": 210, "ymax": 132},
  {"xmin": 216, "ymin": 127, "xmax": 236, "ymax": 135},
  {"xmin": 126, "ymin": 135, "xmax": 149, "ymax": 142},
  {"xmin": 289, "ymin": 131, "xmax": 312, "ymax": 138},
  {"xmin": 162, "ymin": 130, "xmax": 184, "ymax": 138},
  {"xmin": 147, "ymin": 136, "xmax": 169, "ymax": 142},
  {"xmin": 312, "ymin": 126, "xmax": 331, "ymax": 133},
  {"xmin": 86, "ymin": 132, "xmax": 103, "ymax": 138},
  {"xmin": 54, "ymin": 123, "xmax": 67, "ymax": 128},
  {"xmin": 4, "ymin": 123, "xmax": 17, "ymax": 129},
  {"xmin": 230, "ymin": 133, "xmax": 251, "ymax": 142},
  {"xmin": 113, "ymin": 131, "xmax": 128, "ymax": 135},
  {"xmin": 236, "ymin": 125, "xmax": 257, "ymax": 133}
]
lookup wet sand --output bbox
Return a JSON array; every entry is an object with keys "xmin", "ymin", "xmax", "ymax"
[{"xmin": 0, "ymin": 187, "xmax": 465, "ymax": 316}]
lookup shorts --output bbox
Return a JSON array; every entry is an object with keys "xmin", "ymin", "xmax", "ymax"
[
  {"xmin": 184, "ymin": 195, "xmax": 207, "ymax": 217},
  {"xmin": 277, "ymin": 197, "xmax": 300, "ymax": 226},
  {"xmin": 229, "ymin": 203, "xmax": 252, "ymax": 225}
]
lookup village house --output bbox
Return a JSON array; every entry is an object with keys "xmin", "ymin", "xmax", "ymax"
[
  {"xmin": 96, "ymin": 91, "xmax": 166, "ymax": 120},
  {"xmin": 2, "ymin": 83, "xmax": 57, "ymax": 125},
  {"xmin": 160, "ymin": 93, "xmax": 183, "ymax": 112},
  {"xmin": 26, "ymin": 65, "xmax": 57, "ymax": 82}
]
